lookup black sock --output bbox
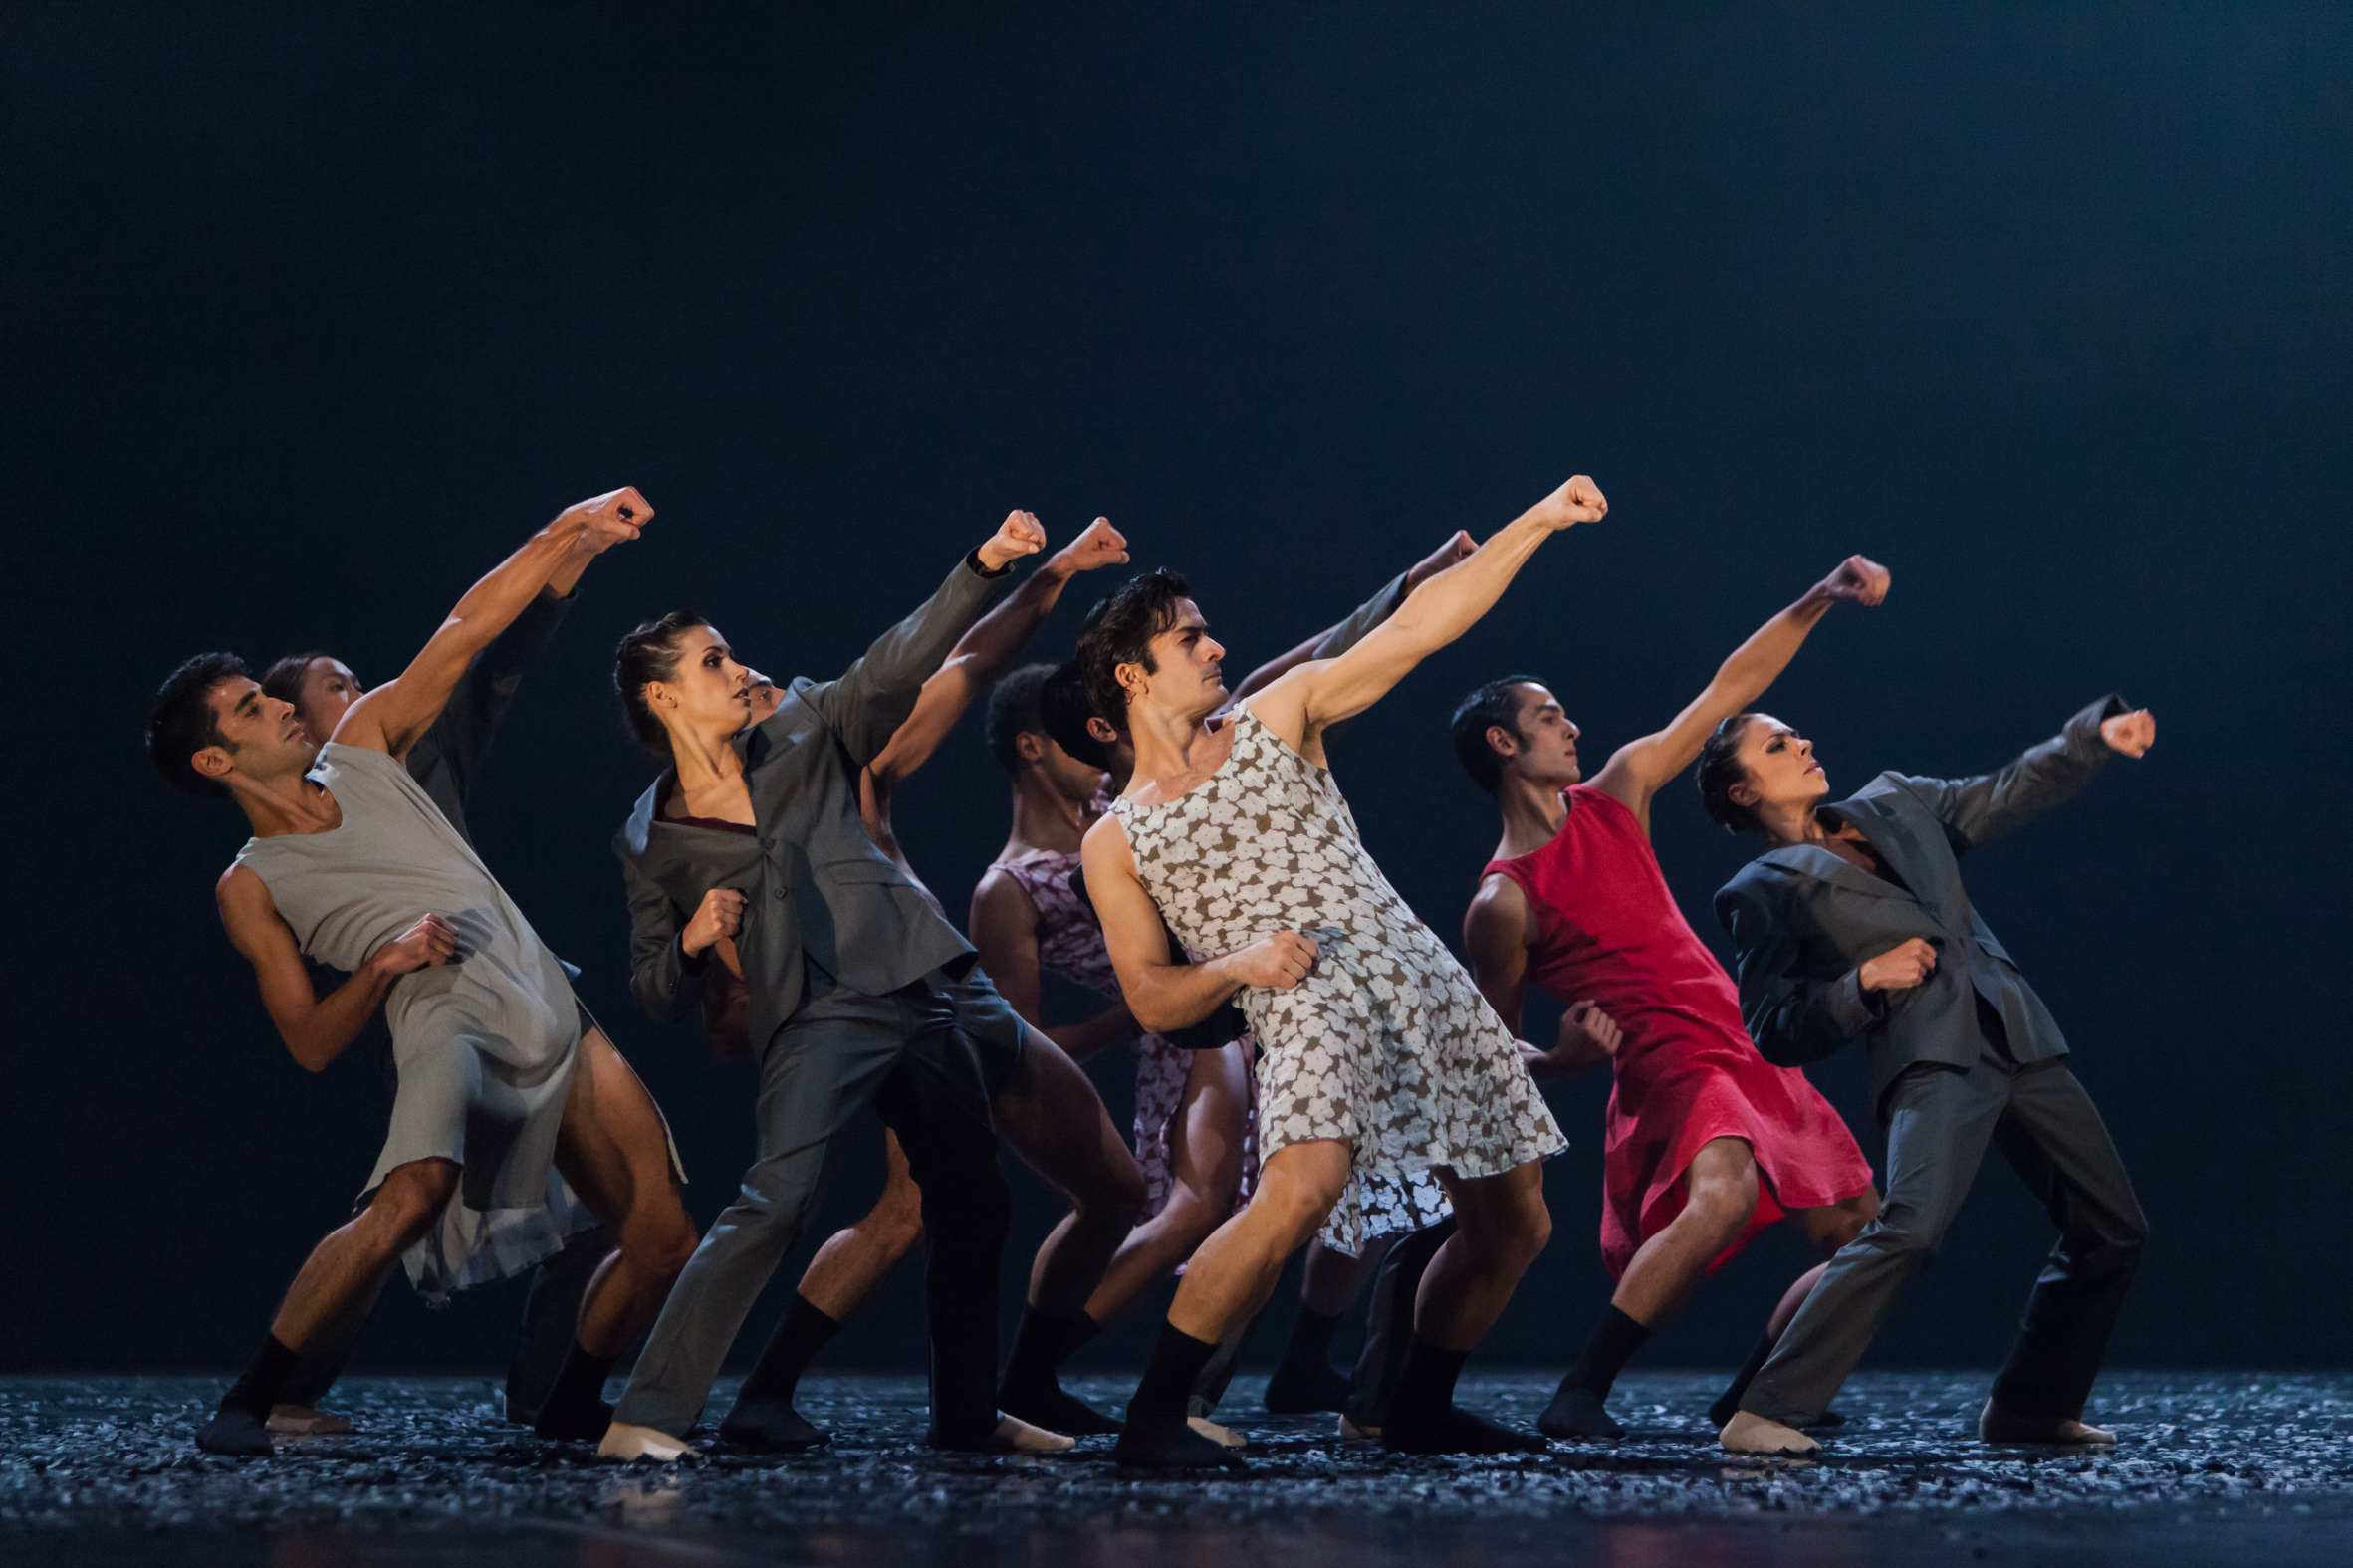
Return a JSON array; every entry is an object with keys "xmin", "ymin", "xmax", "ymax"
[
  {"xmin": 737, "ymin": 1295, "xmax": 841, "ymax": 1406},
  {"xmin": 1281, "ymin": 1303, "xmax": 1343, "ymax": 1369},
  {"xmin": 537, "ymin": 1341, "xmax": 619, "ymax": 1432},
  {"xmin": 1005, "ymin": 1306, "xmax": 1098, "ymax": 1386},
  {"xmin": 1710, "ymin": 1330, "xmax": 1778, "ymax": 1427},
  {"xmin": 1127, "ymin": 1322, "xmax": 1221, "ymax": 1429},
  {"xmin": 220, "ymin": 1336, "xmax": 301, "ymax": 1420},
  {"xmin": 1566, "ymin": 1305, "xmax": 1650, "ymax": 1400},
  {"xmin": 1389, "ymin": 1337, "xmax": 1470, "ymax": 1425}
]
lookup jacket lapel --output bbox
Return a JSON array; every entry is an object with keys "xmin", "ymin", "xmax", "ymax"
[{"xmin": 1757, "ymin": 840, "xmax": 1914, "ymax": 904}]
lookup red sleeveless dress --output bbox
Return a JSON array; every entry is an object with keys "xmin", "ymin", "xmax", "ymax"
[{"xmin": 1484, "ymin": 785, "xmax": 1873, "ymax": 1279}]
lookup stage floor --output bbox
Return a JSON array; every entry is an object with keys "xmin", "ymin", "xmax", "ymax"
[{"xmin": 4, "ymin": 1370, "xmax": 2348, "ymax": 1566}]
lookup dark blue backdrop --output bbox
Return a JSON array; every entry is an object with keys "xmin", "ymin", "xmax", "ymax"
[{"xmin": 12, "ymin": 3, "xmax": 2346, "ymax": 1375}]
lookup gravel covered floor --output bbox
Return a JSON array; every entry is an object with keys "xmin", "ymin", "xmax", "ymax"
[{"xmin": 4, "ymin": 1371, "xmax": 2349, "ymax": 1566}]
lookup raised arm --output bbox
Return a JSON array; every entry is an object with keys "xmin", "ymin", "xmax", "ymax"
[
  {"xmin": 867, "ymin": 518, "xmax": 1129, "ymax": 788},
  {"xmin": 1591, "ymin": 556, "xmax": 1888, "ymax": 828},
  {"xmin": 1892, "ymin": 695, "xmax": 2152, "ymax": 854},
  {"xmin": 1082, "ymin": 816, "xmax": 1319, "ymax": 1033},
  {"xmin": 1244, "ymin": 475, "xmax": 1606, "ymax": 753},
  {"xmin": 1229, "ymin": 531, "xmax": 1475, "ymax": 701},
  {"xmin": 805, "ymin": 511, "xmax": 1041, "ymax": 766},
  {"xmin": 216, "ymin": 866, "xmax": 457, "ymax": 1073},
  {"xmin": 334, "ymin": 488, "xmax": 648, "ymax": 759},
  {"xmin": 969, "ymin": 865, "xmax": 1138, "ymax": 1061}
]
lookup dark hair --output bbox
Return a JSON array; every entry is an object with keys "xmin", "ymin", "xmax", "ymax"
[
  {"xmin": 260, "ymin": 651, "xmax": 330, "ymax": 708},
  {"xmin": 1448, "ymin": 674, "xmax": 1549, "ymax": 793},
  {"xmin": 613, "ymin": 612, "xmax": 711, "ymax": 756},
  {"xmin": 1695, "ymin": 713, "xmax": 1764, "ymax": 834},
  {"xmin": 1074, "ymin": 568, "xmax": 1193, "ymax": 720},
  {"xmin": 1039, "ymin": 660, "xmax": 1111, "ymax": 769},
  {"xmin": 147, "ymin": 652, "xmax": 250, "ymax": 797},
  {"xmin": 983, "ymin": 662, "xmax": 1060, "ymax": 774}
]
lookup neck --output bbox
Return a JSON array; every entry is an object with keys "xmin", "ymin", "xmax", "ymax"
[
  {"xmin": 1758, "ymin": 800, "xmax": 1825, "ymax": 847},
  {"xmin": 668, "ymin": 724, "xmax": 746, "ymax": 795},
  {"xmin": 1493, "ymin": 770, "xmax": 1570, "ymax": 856},
  {"xmin": 230, "ymin": 769, "xmax": 339, "ymax": 838},
  {"xmin": 1005, "ymin": 771, "xmax": 1092, "ymax": 853},
  {"xmin": 1124, "ymin": 701, "xmax": 1218, "ymax": 791}
]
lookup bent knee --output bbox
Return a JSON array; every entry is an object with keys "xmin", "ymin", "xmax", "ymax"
[
  {"xmin": 1684, "ymin": 1175, "xmax": 1760, "ymax": 1243},
  {"xmin": 366, "ymin": 1160, "xmax": 459, "ymax": 1247},
  {"xmin": 1088, "ymin": 1155, "xmax": 1150, "ymax": 1223}
]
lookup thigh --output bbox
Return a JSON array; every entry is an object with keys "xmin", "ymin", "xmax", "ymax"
[
  {"xmin": 993, "ymin": 1024, "xmax": 1134, "ymax": 1194},
  {"xmin": 1432, "ymin": 1157, "xmax": 1545, "ymax": 1238},
  {"xmin": 1992, "ymin": 1064, "xmax": 2144, "ymax": 1240},
  {"xmin": 552, "ymin": 1028, "xmax": 679, "ymax": 1230},
  {"xmin": 1681, "ymin": 1135, "xmax": 1760, "ymax": 1204},
  {"xmin": 1875, "ymin": 1060, "xmax": 2007, "ymax": 1243},
  {"xmin": 1789, "ymin": 1186, "xmax": 1884, "ymax": 1251},
  {"xmin": 1168, "ymin": 1043, "xmax": 1251, "ymax": 1200}
]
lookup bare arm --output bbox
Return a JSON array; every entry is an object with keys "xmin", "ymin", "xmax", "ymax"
[
  {"xmin": 1591, "ymin": 556, "xmax": 1888, "ymax": 829},
  {"xmin": 1244, "ymin": 476, "xmax": 1606, "ymax": 753},
  {"xmin": 1082, "ymin": 816, "xmax": 1318, "ymax": 1032},
  {"xmin": 334, "ymin": 488, "xmax": 649, "ymax": 758},
  {"xmin": 216, "ymin": 867, "xmax": 455, "ymax": 1073},
  {"xmin": 868, "ymin": 518, "xmax": 1130, "ymax": 787},
  {"xmin": 1462, "ymin": 873, "xmax": 1532, "ymax": 1036},
  {"xmin": 970, "ymin": 866, "xmax": 1137, "ymax": 1061}
]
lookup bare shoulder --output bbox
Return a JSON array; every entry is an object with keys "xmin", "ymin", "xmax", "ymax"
[
  {"xmin": 1235, "ymin": 666, "xmax": 1316, "ymax": 744},
  {"xmin": 971, "ymin": 863, "xmax": 1040, "ymax": 924},
  {"xmin": 1465, "ymin": 870, "xmax": 1532, "ymax": 939},
  {"xmin": 1080, "ymin": 812, "xmax": 1132, "ymax": 862},
  {"xmin": 327, "ymin": 683, "xmax": 396, "ymax": 754},
  {"xmin": 215, "ymin": 861, "xmax": 272, "ymax": 919}
]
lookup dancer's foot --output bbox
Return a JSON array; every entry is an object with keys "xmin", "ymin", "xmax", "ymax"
[
  {"xmin": 1538, "ymin": 1382, "xmax": 1625, "ymax": 1440},
  {"xmin": 195, "ymin": 1408, "xmax": 273, "ymax": 1458},
  {"xmin": 1719, "ymin": 1410, "xmax": 1818, "ymax": 1455},
  {"xmin": 1384, "ymin": 1404, "xmax": 1547, "ymax": 1456},
  {"xmin": 1337, "ymin": 1412, "xmax": 1380, "ymax": 1444},
  {"xmin": 533, "ymin": 1397, "xmax": 613, "ymax": 1443},
  {"xmin": 597, "ymin": 1421, "xmax": 698, "ymax": 1462},
  {"xmin": 930, "ymin": 1415, "xmax": 1075, "ymax": 1455},
  {"xmin": 1187, "ymin": 1416, "xmax": 1246, "ymax": 1450},
  {"xmin": 1113, "ymin": 1417, "xmax": 1248, "ymax": 1469},
  {"xmin": 1978, "ymin": 1400, "xmax": 2115, "ymax": 1446},
  {"xmin": 1709, "ymin": 1385, "xmax": 1847, "ymax": 1431},
  {"xmin": 719, "ymin": 1399, "xmax": 829, "ymax": 1453},
  {"xmin": 998, "ymin": 1374, "xmax": 1121, "ymax": 1436},
  {"xmin": 267, "ymin": 1404, "xmax": 355, "ymax": 1436},
  {"xmin": 1263, "ymin": 1358, "xmax": 1351, "ymax": 1415},
  {"xmin": 1803, "ymin": 1408, "xmax": 1847, "ymax": 1431}
]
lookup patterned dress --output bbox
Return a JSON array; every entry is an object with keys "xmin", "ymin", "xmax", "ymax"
[
  {"xmin": 990, "ymin": 841, "xmax": 1258, "ymax": 1217},
  {"xmin": 1109, "ymin": 709, "xmax": 1565, "ymax": 1254}
]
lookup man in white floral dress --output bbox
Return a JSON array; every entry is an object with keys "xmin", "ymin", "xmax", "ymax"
[{"xmin": 1077, "ymin": 472, "xmax": 1609, "ymax": 1467}]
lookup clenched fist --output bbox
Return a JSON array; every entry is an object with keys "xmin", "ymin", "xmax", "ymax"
[
  {"xmin": 1859, "ymin": 937, "xmax": 1938, "ymax": 994},
  {"xmin": 559, "ymin": 487, "xmax": 654, "ymax": 555},
  {"xmin": 2099, "ymin": 708, "xmax": 2156, "ymax": 758},
  {"xmin": 682, "ymin": 887, "xmax": 748, "ymax": 957},
  {"xmin": 1531, "ymin": 474, "xmax": 1608, "ymax": 530},
  {"xmin": 978, "ymin": 510, "xmax": 1048, "ymax": 572},
  {"xmin": 1819, "ymin": 555, "xmax": 1891, "ymax": 606},
  {"xmin": 1560, "ymin": 999, "xmax": 1623, "ymax": 1058},
  {"xmin": 371, "ymin": 913, "xmax": 462, "ymax": 977},
  {"xmin": 1407, "ymin": 530, "xmax": 1478, "ymax": 590},
  {"xmin": 1047, "ymin": 517, "xmax": 1131, "ymax": 579},
  {"xmin": 1225, "ymin": 930, "xmax": 1319, "ymax": 991}
]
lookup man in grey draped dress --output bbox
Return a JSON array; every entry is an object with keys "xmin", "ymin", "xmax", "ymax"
[{"xmin": 146, "ymin": 487, "xmax": 698, "ymax": 1458}]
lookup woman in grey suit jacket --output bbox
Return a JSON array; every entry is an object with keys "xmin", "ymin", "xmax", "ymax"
[{"xmin": 1696, "ymin": 695, "xmax": 2157, "ymax": 1456}]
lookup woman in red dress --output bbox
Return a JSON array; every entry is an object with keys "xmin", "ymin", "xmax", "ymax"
[{"xmin": 1455, "ymin": 556, "xmax": 1889, "ymax": 1440}]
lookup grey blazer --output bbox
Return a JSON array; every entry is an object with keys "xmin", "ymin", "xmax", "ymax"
[
  {"xmin": 617, "ymin": 555, "xmax": 1010, "ymax": 1051},
  {"xmin": 1713, "ymin": 694, "xmax": 2129, "ymax": 1113}
]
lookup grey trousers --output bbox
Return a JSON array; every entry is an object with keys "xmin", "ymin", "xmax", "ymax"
[
  {"xmin": 1741, "ymin": 1041, "xmax": 2147, "ymax": 1426},
  {"xmin": 615, "ymin": 972, "xmax": 1011, "ymax": 1439}
]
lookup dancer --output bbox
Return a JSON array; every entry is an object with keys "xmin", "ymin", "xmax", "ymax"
[
  {"xmin": 699, "ymin": 517, "xmax": 1147, "ymax": 1447},
  {"xmin": 599, "ymin": 511, "xmax": 1079, "ymax": 1461},
  {"xmin": 1084, "ymin": 473, "xmax": 1606, "ymax": 1467},
  {"xmin": 974, "ymin": 534, "xmax": 1469, "ymax": 1436},
  {"xmin": 1453, "ymin": 557, "xmax": 1889, "ymax": 1441},
  {"xmin": 254, "ymin": 559, "xmax": 604, "ymax": 1434},
  {"xmin": 146, "ymin": 487, "xmax": 698, "ymax": 1458},
  {"xmin": 1699, "ymin": 694, "xmax": 2154, "ymax": 1455}
]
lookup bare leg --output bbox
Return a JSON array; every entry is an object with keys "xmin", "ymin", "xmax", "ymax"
[
  {"xmin": 798, "ymin": 1131, "xmax": 924, "ymax": 1321},
  {"xmin": 1709, "ymin": 1187, "xmax": 1882, "ymax": 1431},
  {"xmin": 1542, "ymin": 1137, "xmax": 1760, "ymax": 1440},
  {"xmin": 1083, "ymin": 1041, "xmax": 1249, "ymax": 1324},
  {"xmin": 1384, "ymin": 1160, "xmax": 1551, "ymax": 1454},
  {"xmin": 1266, "ymin": 1235, "xmax": 1390, "ymax": 1413},
  {"xmin": 993, "ymin": 1028, "xmax": 1148, "ymax": 1314}
]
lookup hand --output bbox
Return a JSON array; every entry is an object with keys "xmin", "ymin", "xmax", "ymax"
[
  {"xmin": 1558, "ymin": 999, "xmax": 1623, "ymax": 1058},
  {"xmin": 1223, "ymin": 930, "xmax": 1319, "ymax": 990},
  {"xmin": 558, "ymin": 487, "xmax": 653, "ymax": 555},
  {"xmin": 1406, "ymin": 530, "xmax": 1478, "ymax": 589},
  {"xmin": 1531, "ymin": 474, "xmax": 1608, "ymax": 530},
  {"xmin": 1046, "ymin": 516, "xmax": 1130, "ymax": 579},
  {"xmin": 371, "ymin": 913, "xmax": 461, "ymax": 977},
  {"xmin": 681, "ymin": 887, "xmax": 747, "ymax": 956},
  {"xmin": 2099, "ymin": 708, "xmax": 2156, "ymax": 758},
  {"xmin": 1819, "ymin": 554, "xmax": 1890, "ymax": 606},
  {"xmin": 1858, "ymin": 937, "xmax": 1938, "ymax": 994},
  {"xmin": 977, "ymin": 510, "xmax": 1048, "ymax": 571}
]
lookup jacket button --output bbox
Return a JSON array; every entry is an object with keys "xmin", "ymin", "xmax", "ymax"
[{"xmin": 774, "ymin": 886, "xmax": 788, "ymax": 901}]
